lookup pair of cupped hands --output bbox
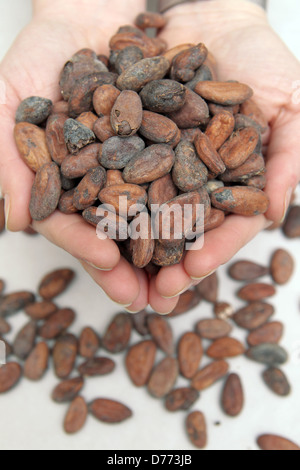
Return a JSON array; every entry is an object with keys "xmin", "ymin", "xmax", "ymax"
[{"xmin": 0, "ymin": 0, "xmax": 299, "ymax": 314}]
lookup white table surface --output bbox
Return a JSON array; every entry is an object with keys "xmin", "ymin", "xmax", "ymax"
[{"xmin": 0, "ymin": 0, "xmax": 300, "ymax": 451}]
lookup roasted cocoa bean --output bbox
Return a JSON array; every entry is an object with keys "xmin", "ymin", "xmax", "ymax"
[
  {"xmin": 39, "ymin": 269, "xmax": 75, "ymax": 300},
  {"xmin": 123, "ymin": 144, "xmax": 175, "ymax": 185},
  {"xmin": 82, "ymin": 206, "xmax": 129, "ymax": 241},
  {"xmin": 167, "ymin": 289, "xmax": 201, "ymax": 317},
  {"xmin": 211, "ymin": 186, "xmax": 269, "ymax": 216},
  {"xmin": 52, "ymin": 377, "xmax": 85, "ymax": 403},
  {"xmin": 13, "ymin": 321, "xmax": 37, "ymax": 360},
  {"xmin": 257, "ymin": 435, "xmax": 300, "ymax": 451},
  {"xmin": 135, "ymin": 12, "xmax": 167, "ymax": 30},
  {"xmin": 115, "ymin": 46, "xmax": 144, "ymax": 75},
  {"xmin": 0, "ymin": 291, "xmax": 35, "ymax": 318},
  {"xmin": 219, "ymin": 127, "xmax": 259, "ymax": 169},
  {"xmin": 79, "ymin": 327, "xmax": 100, "ymax": 359},
  {"xmin": 117, "ymin": 57, "xmax": 170, "ymax": 92},
  {"xmin": 147, "ymin": 315, "xmax": 174, "ymax": 356},
  {"xmin": 89, "ymin": 398, "xmax": 132, "ymax": 423},
  {"xmin": 186, "ymin": 411, "xmax": 207, "ymax": 449},
  {"xmin": 204, "ymin": 208, "xmax": 225, "ymax": 232},
  {"xmin": 0, "ymin": 363, "xmax": 22, "ymax": 394},
  {"xmin": 194, "ymin": 131, "xmax": 226, "ymax": 175},
  {"xmin": 100, "ymin": 136, "xmax": 145, "ymax": 170},
  {"xmin": 30, "ymin": 162, "xmax": 61, "ymax": 221},
  {"xmin": 207, "ymin": 337, "xmax": 245, "ymax": 359},
  {"xmin": 195, "ymin": 81, "xmax": 253, "ymax": 106},
  {"xmin": 220, "ymin": 153, "xmax": 265, "ymax": 183},
  {"xmin": 237, "ymin": 283, "xmax": 276, "ymax": 301},
  {"xmin": 64, "ymin": 396, "xmax": 88, "ymax": 434},
  {"xmin": 152, "ymin": 240, "xmax": 185, "ymax": 267},
  {"xmin": 240, "ymin": 99, "xmax": 268, "ymax": 132},
  {"xmin": 99, "ymin": 184, "xmax": 147, "ymax": 216},
  {"xmin": 147, "ymin": 357, "xmax": 179, "ymax": 398},
  {"xmin": 93, "ymin": 115, "xmax": 116, "ymax": 142},
  {"xmin": 130, "ymin": 213, "xmax": 155, "ymax": 268},
  {"xmin": 171, "ymin": 43, "xmax": 208, "ymax": 83},
  {"xmin": 111, "ymin": 91, "xmax": 143, "ymax": 137},
  {"xmin": 53, "ymin": 334, "xmax": 78, "ymax": 379},
  {"xmin": 165, "ymin": 388, "xmax": 199, "ymax": 412},
  {"xmin": 247, "ymin": 322, "xmax": 284, "ymax": 347},
  {"xmin": 78, "ymin": 357, "xmax": 115, "ymax": 377},
  {"xmin": 246, "ymin": 343, "xmax": 288, "ymax": 366},
  {"xmin": 126, "ymin": 340, "xmax": 157, "ymax": 387},
  {"xmin": 178, "ymin": 332, "xmax": 203, "ymax": 379},
  {"xmin": 14, "ymin": 123, "xmax": 52, "ymax": 172},
  {"xmin": 196, "ymin": 319, "xmax": 232, "ymax": 340},
  {"xmin": 46, "ymin": 114, "xmax": 69, "ymax": 165},
  {"xmin": 222, "ymin": 373, "xmax": 244, "ymax": 417},
  {"xmin": 73, "ymin": 166, "xmax": 106, "ymax": 210},
  {"xmin": 140, "ymin": 111, "xmax": 180, "ymax": 146},
  {"xmin": 229, "ymin": 260, "xmax": 269, "ymax": 281},
  {"xmin": 168, "ymin": 88, "xmax": 209, "ymax": 128},
  {"xmin": 39, "ymin": 308, "xmax": 75, "ymax": 340},
  {"xmin": 68, "ymin": 72, "xmax": 117, "ymax": 118},
  {"xmin": 102, "ymin": 313, "xmax": 132, "ymax": 353},
  {"xmin": 191, "ymin": 360, "xmax": 229, "ymax": 391},
  {"xmin": 186, "ymin": 64, "xmax": 213, "ymax": 90},
  {"xmin": 148, "ymin": 174, "xmax": 178, "ymax": 208},
  {"xmin": 196, "ymin": 272, "xmax": 219, "ymax": 303},
  {"xmin": 16, "ymin": 96, "xmax": 52, "ymax": 125},
  {"xmin": 58, "ymin": 189, "xmax": 78, "ymax": 214},
  {"xmin": 0, "ymin": 318, "xmax": 11, "ymax": 335},
  {"xmin": 233, "ymin": 302, "xmax": 274, "ymax": 330},
  {"xmin": 109, "ymin": 26, "xmax": 161, "ymax": 58},
  {"xmin": 24, "ymin": 342, "xmax": 49, "ymax": 381},
  {"xmin": 263, "ymin": 367, "xmax": 291, "ymax": 397},
  {"xmin": 173, "ymin": 140, "xmax": 208, "ymax": 192},
  {"xmin": 270, "ymin": 249, "xmax": 294, "ymax": 285},
  {"xmin": 140, "ymin": 79, "xmax": 186, "ymax": 113},
  {"xmin": 283, "ymin": 206, "xmax": 300, "ymax": 238}
]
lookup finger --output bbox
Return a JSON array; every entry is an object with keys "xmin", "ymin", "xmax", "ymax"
[
  {"xmin": 184, "ymin": 214, "xmax": 269, "ymax": 280},
  {"xmin": 0, "ymin": 111, "xmax": 34, "ymax": 232},
  {"xmin": 149, "ymin": 275, "xmax": 179, "ymax": 315},
  {"xmin": 32, "ymin": 210, "xmax": 120, "ymax": 271},
  {"xmin": 125, "ymin": 267, "xmax": 149, "ymax": 313},
  {"xmin": 264, "ymin": 110, "xmax": 300, "ymax": 223},
  {"xmin": 155, "ymin": 261, "xmax": 194, "ymax": 299},
  {"xmin": 80, "ymin": 256, "xmax": 140, "ymax": 307}
]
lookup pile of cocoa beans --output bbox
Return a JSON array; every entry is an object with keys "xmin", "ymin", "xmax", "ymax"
[{"xmin": 13, "ymin": 12, "xmax": 272, "ymax": 270}]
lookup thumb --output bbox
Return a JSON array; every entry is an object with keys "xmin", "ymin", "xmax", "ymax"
[{"xmin": 0, "ymin": 106, "xmax": 34, "ymax": 232}]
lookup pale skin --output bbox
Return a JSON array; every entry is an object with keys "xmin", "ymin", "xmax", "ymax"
[{"xmin": 0, "ymin": 0, "xmax": 299, "ymax": 314}]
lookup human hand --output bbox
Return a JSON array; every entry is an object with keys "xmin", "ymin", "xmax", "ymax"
[
  {"xmin": 152, "ymin": 0, "xmax": 300, "ymax": 301},
  {"xmin": 0, "ymin": 0, "xmax": 154, "ymax": 311}
]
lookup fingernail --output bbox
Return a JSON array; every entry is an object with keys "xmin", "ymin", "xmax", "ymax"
[
  {"xmin": 124, "ymin": 308, "xmax": 142, "ymax": 314},
  {"xmin": 4, "ymin": 195, "xmax": 10, "ymax": 231},
  {"xmin": 190, "ymin": 268, "xmax": 217, "ymax": 282},
  {"xmin": 154, "ymin": 308, "xmax": 175, "ymax": 316},
  {"xmin": 280, "ymin": 187, "xmax": 293, "ymax": 224},
  {"xmin": 162, "ymin": 282, "xmax": 192, "ymax": 299},
  {"xmin": 82, "ymin": 260, "xmax": 113, "ymax": 272}
]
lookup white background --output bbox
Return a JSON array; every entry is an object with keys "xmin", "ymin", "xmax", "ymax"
[{"xmin": 0, "ymin": 0, "xmax": 300, "ymax": 451}]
